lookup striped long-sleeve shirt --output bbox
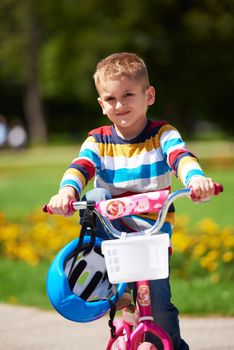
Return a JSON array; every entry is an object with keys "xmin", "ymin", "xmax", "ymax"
[{"xmin": 60, "ymin": 120, "xmax": 204, "ymax": 226}]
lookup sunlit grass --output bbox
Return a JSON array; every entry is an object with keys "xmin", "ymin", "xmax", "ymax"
[
  {"xmin": 0, "ymin": 146, "xmax": 233, "ymax": 226},
  {"xmin": 0, "ymin": 258, "xmax": 51, "ymax": 309},
  {"xmin": 171, "ymin": 277, "xmax": 234, "ymax": 315},
  {"xmin": 0, "ymin": 258, "xmax": 233, "ymax": 315}
]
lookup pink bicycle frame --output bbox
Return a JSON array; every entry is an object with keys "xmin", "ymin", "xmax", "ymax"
[
  {"xmin": 43, "ymin": 183, "xmax": 223, "ymax": 350},
  {"xmin": 106, "ymin": 280, "xmax": 173, "ymax": 350}
]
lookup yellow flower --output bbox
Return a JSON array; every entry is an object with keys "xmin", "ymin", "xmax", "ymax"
[
  {"xmin": 222, "ymin": 251, "xmax": 233, "ymax": 263},
  {"xmin": 223, "ymin": 235, "xmax": 234, "ymax": 249},
  {"xmin": 17, "ymin": 242, "xmax": 39, "ymax": 265},
  {"xmin": 206, "ymin": 250, "xmax": 219, "ymax": 261},
  {"xmin": 198, "ymin": 218, "xmax": 220, "ymax": 235},
  {"xmin": 192, "ymin": 243, "xmax": 207, "ymax": 257},
  {"xmin": 0, "ymin": 224, "xmax": 21, "ymax": 241},
  {"xmin": 207, "ymin": 261, "xmax": 218, "ymax": 272},
  {"xmin": 4, "ymin": 241, "xmax": 19, "ymax": 258},
  {"xmin": 209, "ymin": 237, "xmax": 221, "ymax": 250},
  {"xmin": 200, "ymin": 256, "xmax": 209, "ymax": 268},
  {"xmin": 172, "ymin": 231, "xmax": 192, "ymax": 253}
]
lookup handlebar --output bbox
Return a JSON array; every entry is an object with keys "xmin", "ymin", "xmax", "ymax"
[{"xmin": 43, "ymin": 183, "xmax": 223, "ymax": 238}]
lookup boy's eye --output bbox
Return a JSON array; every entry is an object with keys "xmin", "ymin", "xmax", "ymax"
[
  {"xmin": 105, "ymin": 97, "xmax": 114, "ymax": 102},
  {"xmin": 124, "ymin": 93, "xmax": 134, "ymax": 97}
]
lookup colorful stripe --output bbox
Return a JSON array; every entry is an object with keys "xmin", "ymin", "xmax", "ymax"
[
  {"xmin": 60, "ymin": 120, "xmax": 204, "ymax": 198},
  {"xmin": 177, "ymin": 156, "xmax": 204, "ymax": 186}
]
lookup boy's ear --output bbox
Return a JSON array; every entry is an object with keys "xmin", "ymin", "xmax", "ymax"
[
  {"xmin": 146, "ymin": 86, "xmax": 156, "ymax": 106},
  {"xmin": 97, "ymin": 97, "xmax": 106, "ymax": 115}
]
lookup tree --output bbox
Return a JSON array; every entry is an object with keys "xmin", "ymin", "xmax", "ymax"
[
  {"xmin": 38, "ymin": 0, "xmax": 234, "ymax": 136},
  {"xmin": 0, "ymin": 0, "xmax": 233, "ymax": 140},
  {"xmin": 0, "ymin": 0, "xmax": 47, "ymax": 144}
]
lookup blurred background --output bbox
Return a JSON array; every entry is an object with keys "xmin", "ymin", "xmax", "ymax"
[
  {"xmin": 0, "ymin": 0, "xmax": 233, "ymax": 315},
  {"xmin": 0, "ymin": 0, "xmax": 233, "ymax": 144}
]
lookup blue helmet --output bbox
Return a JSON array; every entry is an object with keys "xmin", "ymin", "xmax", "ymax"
[{"xmin": 46, "ymin": 236, "xmax": 126, "ymax": 323}]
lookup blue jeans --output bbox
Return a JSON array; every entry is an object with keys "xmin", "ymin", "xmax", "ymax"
[{"xmin": 82, "ymin": 188, "xmax": 189, "ymax": 350}]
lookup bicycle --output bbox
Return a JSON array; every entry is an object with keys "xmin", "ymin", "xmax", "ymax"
[{"xmin": 44, "ymin": 183, "xmax": 223, "ymax": 350}]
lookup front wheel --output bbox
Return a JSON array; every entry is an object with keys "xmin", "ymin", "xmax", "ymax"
[
  {"xmin": 137, "ymin": 342, "xmax": 157, "ymax": 350},
  {"xmin": 110, "ymin": 320, "xmax": 127, "ymax": 350},
  {"xmin": 111, "ymin": 336, "xmax": 127, "ymax": 350}
]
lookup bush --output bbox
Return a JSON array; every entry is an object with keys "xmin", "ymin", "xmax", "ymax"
[
  {"xmin": 172, "ymin": 215, "xmax": 234, "ymax": 282},
  {"xmin": 0, "ymin": 211, "xmax": 79, "ymax": 265}
]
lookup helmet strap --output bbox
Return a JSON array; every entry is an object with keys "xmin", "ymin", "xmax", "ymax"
[
  {"xmin": 83, "ymin": 201, "xmax": 97, "ymax": 256},
  {"xmin": 108, "ymin": 300, "xmax": 117, "ymax": 338},
  {"xmin": 68, "ymin": 201, "xmax": 97, "ymax": 287}
]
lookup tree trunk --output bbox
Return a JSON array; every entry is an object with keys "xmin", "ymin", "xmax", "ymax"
[{"xmin": 23, "ymin": 0, "xmax": 47, "ymax": 144}]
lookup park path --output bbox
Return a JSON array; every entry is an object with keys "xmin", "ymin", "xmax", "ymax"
[{"xmin": 0, "ymin": 303, "xmax": 234, "ymax": 350}]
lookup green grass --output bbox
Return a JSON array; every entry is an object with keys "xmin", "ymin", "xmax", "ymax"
[
  {"xmin": 171, "ymin": 277, "xmax": 234, "ymax": 315},
  {"xmin": 0, "ymin": 258, "xmax": 52, "ymax": 309},
  {"xmin": 0, "ymin": 146, "xmax": 233, "ymax": 227},
  {"xmin": 0, "ymin": 258, "xmax": 233, "ymax": 315},
  {"xmin": 0, "ymin": 164, "xmax": 65, "ymax": 221},
  {"xmin": 171, "ymin": 165, "xmax": 233, "ymax": 228}
]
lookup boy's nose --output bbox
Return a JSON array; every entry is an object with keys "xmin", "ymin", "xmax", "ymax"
[{"xmin": 116, "ymin": 100, "xmax": 124, "ymax": 109}]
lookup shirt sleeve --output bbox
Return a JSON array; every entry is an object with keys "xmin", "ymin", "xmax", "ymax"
[
  {"xmin": 59, "ymin": 135, "xmax": 101, "ymax": 196},
  {"xmin": 159, "ymin": 124, "xmax": 205, "ymax": 187}
]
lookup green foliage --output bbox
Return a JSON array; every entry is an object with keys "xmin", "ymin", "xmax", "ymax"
[{"xmin": 0, "ymin": 0, "xmax": 234, "ymax": 135}]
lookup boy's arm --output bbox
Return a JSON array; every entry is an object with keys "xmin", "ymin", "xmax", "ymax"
[
  {"xmin": 159, "ymin": 124, "xmax": 215, "ymax": 201},
  {"xmin": 175, "ymin": 156, "xmax": 215, "ymax": 201},
  {"xmin": 60, "ymin": 135, "xmax": 99, "ymax": 194},
  {"xmin": 48, "ymin": 136, "xmax": 100, "ymax": 215}
]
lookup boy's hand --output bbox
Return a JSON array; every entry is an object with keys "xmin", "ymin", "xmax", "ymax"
[
  {"xmin": 188, "ymin": 176, "xmax": 214, "ymax": 203},
  {"xmin": 47, "ymin": 187, "xmax": 77, "ymax": 215}
]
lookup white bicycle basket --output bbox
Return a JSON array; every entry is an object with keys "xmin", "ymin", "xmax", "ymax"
[{"xmin": 101, "ymin": 234, "xmax": 170, "ymax": 284}]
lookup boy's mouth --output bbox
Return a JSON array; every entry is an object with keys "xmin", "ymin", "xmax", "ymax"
[{"xmin": 116, "ymin": 110, "xmax": 130, "ymax": 116}]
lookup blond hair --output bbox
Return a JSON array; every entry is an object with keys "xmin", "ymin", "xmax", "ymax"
[{"xmin": 93, "ymin": 52, "xmax": 150, "ymax": 92}]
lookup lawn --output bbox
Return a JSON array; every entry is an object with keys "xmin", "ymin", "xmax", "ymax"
[
  {"xmin": 171, "ymin": 165, "xmax": 233, "ymax": 228},
  {"xmin": 0, "ymin": 258, "xmax": 233, "ymax": 315},
  {"xmin": 0, "ymin": 145, "xmax": 233, "ymax": 227}
]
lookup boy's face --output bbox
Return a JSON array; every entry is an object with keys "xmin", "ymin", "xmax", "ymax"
[{"xmin": 97, "ymin": 76, "xmax": 155, "ymax": 133}]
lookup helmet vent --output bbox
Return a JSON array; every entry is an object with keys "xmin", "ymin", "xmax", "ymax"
[
  {"xmin": 80, "ymin": 271, "xmax": 103, "ymax": 300},
  {"xmin": 68, "ymin": 260, "xmax": 87, "ymax": 290}
]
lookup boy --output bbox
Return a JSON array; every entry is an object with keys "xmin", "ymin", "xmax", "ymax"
[{"xmin": 48, "ymin": 52, "xmax": 214, "ymax": 349}]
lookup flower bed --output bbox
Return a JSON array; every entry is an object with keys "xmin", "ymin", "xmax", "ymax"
[{"xmin": 0, "ymin": 211, "xmax": 233, "ymax": 281}]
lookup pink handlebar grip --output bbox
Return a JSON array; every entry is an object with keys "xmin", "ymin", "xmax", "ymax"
[
  {"xmin": 68, "ymin": 200, "xmax": 76, "ymax": 213},
  {"xmin": 42, "ymin": 204, "xmax": 52, "ymax": 214},
  {"xmin": 190, "ymin": 182, "xmax": 223, "ymax": 199},
  {"xmin": 42, "ymin": 200, "xmax": 76, "ymax": 214},
  {"xmin": 213, "ymin": 183, "xmax": 224, "ymax": 195}
]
